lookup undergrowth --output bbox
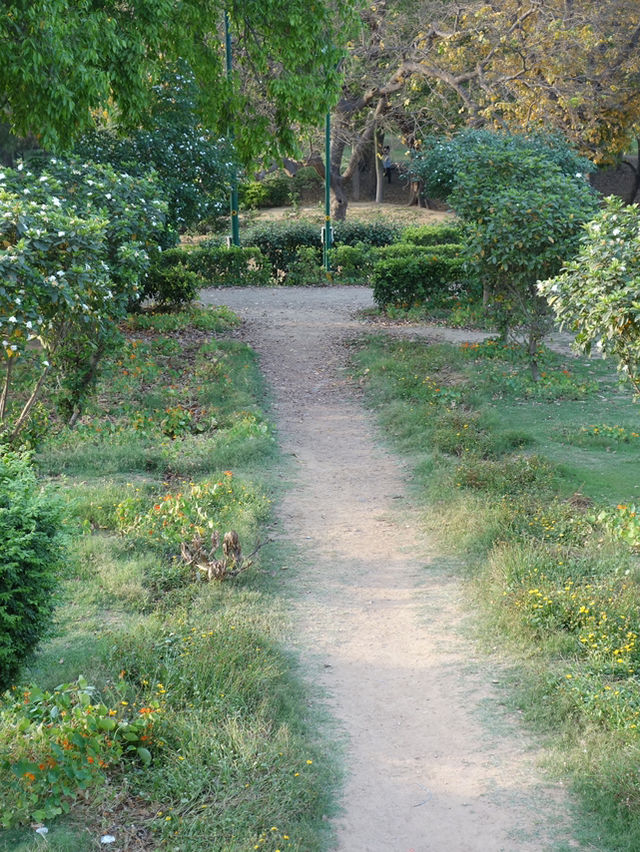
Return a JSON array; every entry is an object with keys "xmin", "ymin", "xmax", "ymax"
[{"xmin": 0, "ymin": 306, "xmax": 335, "ymax": 851}]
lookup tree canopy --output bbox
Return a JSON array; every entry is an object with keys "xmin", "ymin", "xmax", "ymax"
[
  {"xmin": 322, "ymin": 0, "xmax": 640, "ymax": 217},
  {"xmin": 0, "ymin": 0, "xmax": 355, "ymax": 161}
]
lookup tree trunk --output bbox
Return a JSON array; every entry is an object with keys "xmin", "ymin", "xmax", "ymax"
[
  {"xmin": 375, "ymin": 129, "xmax": 385, "ymax": 204},
  {"xmin": 0, "ymin": 357, "xmax": 13, "ymax": 423},
  {"xmin": 351, "ymin": 163, "xmax": 360, "ymax": 201},
  {"xmin": 330, "ymin": 133, "xmax": 349, "ymax": 220},
  {"xmin": 622, "ymin": 138, "xmax": 640, "ymax": 204},
  {"xmin": 528, "ymin": 331, "xmax": 541, "ymax": 382}
]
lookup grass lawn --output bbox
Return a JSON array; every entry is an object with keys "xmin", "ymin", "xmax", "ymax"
[
  {"xmin": 0, "ymin": 307, "xmax": 336, "ymax": 851},
  {"xmin": 353, "ymin": 333, "xmax": 640, "ymax": 851}
]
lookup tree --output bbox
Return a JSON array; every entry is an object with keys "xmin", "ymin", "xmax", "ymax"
[
  {"xmin": 75, "ymin": 63, "xmax": 233, "ymax": 231},
  {"xmin": 319, "ymin": 0, "xmax": 640, "ymax": 219},
  {"xmin": 444, "ymin": 132, "xmax": 599, "ymax": 378},
  {"xmin": 0, "ymin": 0, "xmax": 355, "ymax": 162},
  {"xmin": 539, "ymin": 198, "xmax": 640, "ymax": 395}
]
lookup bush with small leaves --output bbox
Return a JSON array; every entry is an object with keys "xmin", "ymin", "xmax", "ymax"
[
  {"xmin": 371, "ymin": 250, "xmax": 463, "ymax": 308},
  {"xmin": 0, "ymin": 450, "xmax": 64, "ymax": 689},
  {"xmin": 400, "ymin": 222, "xmax": 462, "ymax": 246}
]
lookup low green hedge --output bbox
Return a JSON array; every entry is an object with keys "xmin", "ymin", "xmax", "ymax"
[
  {"xmin": 372, "ymin": 250, "xmax": 464, "ymax": 307},
  {"xmin": 188, "ymin": 244, "xmax": 271, "ymax": 287},
  {"xmin": 144, "ymin": 245, "xmax": 272, "ymax": 299},
  {"xmin": 400, "ymin": 222, "xmax": 462, "ymax": 246},
  {"xmin": 376, "ymin": 242, "xmax": 462, "ymax": 261}
]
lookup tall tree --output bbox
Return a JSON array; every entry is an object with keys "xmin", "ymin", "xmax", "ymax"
[
  {"xmin": 323, "ymin": 0, "xmax": 640, "ymax": 219},
  {"xmin": 0, "ymin": 0, "xmax": 354, "ymax": 161}
]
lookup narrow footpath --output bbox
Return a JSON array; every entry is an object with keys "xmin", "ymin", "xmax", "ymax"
[{"xmin": 201, "ymin": 286, "xmax": 573, "ymax": 852}]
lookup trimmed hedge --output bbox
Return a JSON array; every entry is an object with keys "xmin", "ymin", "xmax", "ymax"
[
  {"xmin": 330, "ymin": 243, "xmax": 374, "ymax": 283},
  {"xmin": 241, "ymin": 219, "xmax": 400, "ymax": 276},
  {"xmin": 240, "ymin": 221, "xmax": 320, "ymax": 274},
  {"xmin": 400, "ymin": 222, "xmax": 462, "ymax": 246},
  {"xmin": 0, "ymin": 451, "xmax": 64, "ymax": 688},
  {"xmin": 145, "ymin": 245, "xmax": 271, "ymax": 298},
  {"xmin": 188, "ymin": 244, "xmax": 271, "ymax": 287},
  {"xmin": 376, "ymin": 242, "xmax": 462, "ymax": 261},
  {"xmin": 372, "ymin": 249, "xmax": 463, "ymax": 308},
  {"xmin": 333, "ymin": 221, "xmax": 399, "ymax": 247}
]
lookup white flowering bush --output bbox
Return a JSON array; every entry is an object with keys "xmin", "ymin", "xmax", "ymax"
[
  {"xmin": 75, "ymin": 63, "xmax": 232, "ymax": 231},
  {"xmin": 0, "ymin": 159, "xmax": 174, "ymax": 435},
  {"xmin": 539, "ymin": 197, "xmax": 640, "ymax": 394}
]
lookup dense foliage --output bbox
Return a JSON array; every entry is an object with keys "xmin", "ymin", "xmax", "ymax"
[
  {"xmin": 0, "ymin": 0, "xmax": 355, "ymax": 163},
  {"xmin": 75, "ymin": 64, "xmax": 232, "ymax": 231},
  {"xmin": 407, "ymin": 130, "xmax": 595, "ymax": 205},
  {"xmin": 414, "ymin": 131, "xmax": 600, "ymax": 376},
  {"xmin": 0, "ymin": 159, "xmax": 173, "ymax": 433},
  {"xmin": 371, "ymin": 246, "xmax": 463, "ymax": 308},
  {"xmin": 0, "ymin": 451, "xmax": 64, "ymax": 688},
  {"xmin": 539, "ymin": 197, "xmax": 640, "ymax": 394}
]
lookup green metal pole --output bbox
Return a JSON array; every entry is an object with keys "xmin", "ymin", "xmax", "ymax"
[
  {"xmin": 225, "ymin": 11, "xmax": 240, "ymax": 246},
  {"xmin": 323, "ymin": 111, "xmax": 332, "ymax": 272}
]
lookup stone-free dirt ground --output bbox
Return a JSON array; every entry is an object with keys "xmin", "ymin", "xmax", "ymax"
[{"xmin": 201, "ymin": 285, "xmax": 577, "ymax": 852}]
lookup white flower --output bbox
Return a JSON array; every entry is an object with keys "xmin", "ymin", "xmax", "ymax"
[
  {"xmin": 8, "ymin": 316, "xmax": 16, "ymax": 323},
  {"xmin": 25, "ymin": 320, "xmax": 32, "ymax": 329},
  {"xmin": 51, "ymin": 197, "xmax": 61, "ymax": 207}
]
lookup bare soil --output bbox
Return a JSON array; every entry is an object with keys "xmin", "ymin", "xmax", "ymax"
[{"xmin": 200, "ymin": 285, "xmax": 574, "ymax": 852}]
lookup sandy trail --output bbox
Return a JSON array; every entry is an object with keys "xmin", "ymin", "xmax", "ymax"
[{"xmin": 201, "ymin": 286, "xmax": 571, "ymax": 852}]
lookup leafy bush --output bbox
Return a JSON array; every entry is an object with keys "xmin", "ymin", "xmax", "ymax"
[
  {"xmin": 241, "ymin": 219, "xmax": 399, "ymax": 277},
  {"xmin": 408, "ymin": 129, "xmax": 594, "ymax": 203},
  {"xmin": 371, "ymin": 252, "xmax": 463, "ymax": 307},
  {"xmin": 539, "ymin": 197, "xmax": 640, "ymax": 395},
  {"xmin": 377, "ymin": 242, "xmax": 461, "ymax": 261},
  {"xmin": 401, "ymin": 222, "xmax": 462, "ymax": 246},
  {"xmin": 240, "ymin": 168, "xmax": 323, "ymax": 210},
  {"xmin": 0, "ymin": 676, "xmax": 154, "ymax": 826},
  {"xmin": 144, "ymin": 262, "xmax": 203, "ymax": 307},
  {"xmin": 0, "ymin": 451, "xmax": 64, "ymax": 688},
  {"xmin": 333, "ymin": 220, "xmax": 399, "ymax": 247},
  {"xmin": 286, "ymin": 246, "xmax": 326, "ymax": 286},
  {"xmin": 151, "ymin": 244, "xmax": 271, "ymax": 289},
  {"xmin": 240, "ymin": 221, "xmax": 321, "ymax": 275},
  {"xmin": 239, "ymin": 175, "xmax": 291, "ymax": 209},
  {"xmin": 188, "ymin": 244, "xmax": 271, "ymax": 287},
  {"xmin": 0, "ymin": 158, "xmax": 176, "ymax": 429},
  {"xmin": 75, "ymin": 62, "xmax": 231, "ymax": 231},
  {"xmin": 330, "ymin": 243, "xmax": 374, "ymax": 283}
]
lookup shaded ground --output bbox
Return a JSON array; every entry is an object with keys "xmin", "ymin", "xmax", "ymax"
[{"xmin": 200, "ymin": 285, "xmax": 575, "ymax": 851}]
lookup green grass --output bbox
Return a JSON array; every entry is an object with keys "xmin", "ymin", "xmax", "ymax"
[
  {"xmin": 0, "ymin": 306, "xmax": 337, "ymax": 850},
  {"xmin": 353, "ymin": 332, "xmax": 640, "ymax": 850}
]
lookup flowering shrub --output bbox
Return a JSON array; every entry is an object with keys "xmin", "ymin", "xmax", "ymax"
[
  {"xmin": 0, "ymin": 158, "xmax": 175, "ymax": 433},
  {"xmin": 115, "ymin": 474, "xmax": 266, "ymax": 551},
  {"xmin": 0, "ymin": 676, "xmax": 156, "ymax": 827},
  {"xmin": 75, "ymin": 62, "xmax": 231, "ymax": 231},
  {"xmin": 539, "ymin": 197, "xmax": 640, "ymax": 395}
]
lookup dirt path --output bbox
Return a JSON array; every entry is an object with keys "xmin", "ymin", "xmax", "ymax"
[{"xmin": 201, "ymin": 286, "xmax": 571, "ymax": 852}]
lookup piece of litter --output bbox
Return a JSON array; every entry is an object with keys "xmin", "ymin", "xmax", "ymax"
[
  {"xmin": 35, "ymin": 827, "xmax": 48, "ymax": 836},
  {"xmin": 101, "ymin": 836, "xmax": 116, "ymax": 845}
]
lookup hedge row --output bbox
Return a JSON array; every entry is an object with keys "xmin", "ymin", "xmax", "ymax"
[{"xmin": 149, "ymin": 219, "xmax": 467, "ymax": 302}]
